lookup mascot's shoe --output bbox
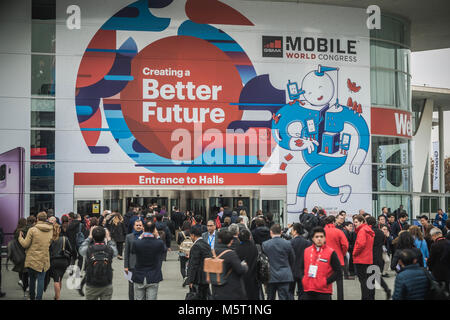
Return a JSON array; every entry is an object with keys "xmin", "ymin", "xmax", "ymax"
[
  {"xmin": 287, "ymin": 196, "xmax": 306, "ymax": 213},
  {"xmin": 339, "ymin": 185, "xmax": 352, "ymax": 203}
]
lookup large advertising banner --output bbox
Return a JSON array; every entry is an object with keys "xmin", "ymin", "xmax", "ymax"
[{"xmin": 57, "ymin": 0, "xmax": 371, "ymax": 219}]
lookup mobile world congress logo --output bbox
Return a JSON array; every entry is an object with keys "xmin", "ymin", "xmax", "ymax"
[{"xmin": 262, "ymin": 36, "xmax": 283, "ymax": 57}]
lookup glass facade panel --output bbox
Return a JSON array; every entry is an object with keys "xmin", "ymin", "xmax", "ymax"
[
  {"xmin": 371, "ymin": 69, "xmax": 396, "ymax": 107},
  {"xmin": 31, "ymin": 55, "xmax": 55, "ymax": 96},
  {"xmin": 372, "ymin": 194, "xmax": 411, "ymax": 218},
  {"xmin": 30, "ymin": 193, "xmax": 54, "ymax": 216},
  {"xmin": 31, "ymin": 99, "xmax": 55, "ymax": 127},
  {"xmin": 32, "ymin": 21, "xmax": 55, "ymax": 53},
  {"xmin": 30, "ymin": 161, "xmax": 55, "ymax": 191},
  {"xmin": 370, "ymin": 15, "xmax": 410, "ymax": 47},
  {"xmin": 262, "ymin": 200, "xmax": 283, "ymax": 225},
  {"xmin": 372, "ymin": 165, "xmax": 410, "ymax": 192},
  {"xmin": 31, "ymin": 130, "xmax": 55, "ymax": 160},
  {"xmin": 372, "ymin": 137, "xmax": 410, "ymax": 165}
]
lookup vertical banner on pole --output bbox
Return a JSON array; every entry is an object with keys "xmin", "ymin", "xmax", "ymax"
[{"xmin": 432, "ymin": 141, "xmax": 439, "ymax": 191}]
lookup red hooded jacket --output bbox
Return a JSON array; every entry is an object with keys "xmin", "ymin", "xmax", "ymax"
[
  {"xmin": 353, "ymin": 223, "xmax": 375, "ymax": 264},
  {"xmin": 324, "ymin": 224, "xmax": 348, "ymax": 266},
  {"xmin": 302, "ymin": 244, "xmax": 335, "ymax": 294}
]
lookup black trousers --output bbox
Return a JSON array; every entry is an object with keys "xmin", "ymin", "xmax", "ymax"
[
  {"xmin": 19, "ymin": 271, "xmax": 29, "ymax": 292},
  {"xmin": 128, "ymin": 281, "xmax": 134, "ymax": 300},
  {"xmin": 336, "ymin": 273, "xmax": 344, "ymax": 300},
  {"xmin": 116, "ymin": 242, "xmax": 124, "ymax": 256},
  {"xmin": 355, "ymin": 264, "xmax": 375, "ymax": 300},
  {"xmin": 196, "ymin": 284, "xmax": 210, "ymax": 300},
  {"xmin": 300, "ymin": 291, "xmax": 331, "ymax": 300},
  {"xmin": 179, "ymin": 256, "xmax": 188, "ymax": 279},
  {"xmin": 288, "ymin": 277, "xmax": 304, "ymax": 300}
]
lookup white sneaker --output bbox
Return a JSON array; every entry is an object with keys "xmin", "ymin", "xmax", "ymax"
[{"xmin": 18, "ymin": 280, "xmax": 23, "ymax": 289}]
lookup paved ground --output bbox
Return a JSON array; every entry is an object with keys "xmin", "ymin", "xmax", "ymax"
[{"xmin": 0, "ymin": 245, "xmax": 397, "ymax": 300}]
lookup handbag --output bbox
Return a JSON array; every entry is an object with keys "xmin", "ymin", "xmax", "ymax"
[{"xmin": 60, "ymin": 236, "xmax": 72, "ymax": 261}]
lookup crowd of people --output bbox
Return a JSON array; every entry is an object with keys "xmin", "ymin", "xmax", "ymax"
[{"xmin": 0, "ymin": 202, "xmax": 449, "ymax": 300}]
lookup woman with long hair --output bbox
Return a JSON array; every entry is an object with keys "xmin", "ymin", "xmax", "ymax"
[
  {"xmin": 13, "ymin": 218, "xmax": 28, "ymax": 298},
  {"xmin": 48, "ymin": 223, "xmax": 73, "ymax": 300},
  {"xmin": 239, "ymin": 210, "xmax": 249, "ymax": 227},
  {"xmin": 177, "ymin": 220, "xmax": 192, "ymax": 286},
  {"xmin": 408, "ymin": 226, "xmax": 429, "ymax": 267},
  {"xmin": 107, "ymin": 212, "xmax": 127, "ymax": 259},
  {"xmin": 390, "ymin": 230, "xmax": 423, "ymax": 272}
]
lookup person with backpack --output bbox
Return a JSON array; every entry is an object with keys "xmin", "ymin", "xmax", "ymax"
[
  {"xmin": 78, "ymin": 226, "xmax": 118, "ymax": 300},
  {"xmin": 289, "ymin": 223, "xmax": 312, "ymax": 300},
  {"xmin": 186, "ymin": 225, "xmax": 213, "ymax": 300},
  {"xmin": 178, "ymin": 220, "xmax": 193, "ymax": 287},
  {"xmin": 299, "ymin": 227, "xmax": 342, "ymax": 300},
  {"xmin": 209, "ymin": 230, "xmax": 248, "ymax": 300},
  {"xmin": 299, "ymin": 210, "xmax": 319, "ymax": 239},
  {"xmin": 131, "ymin": 221, "xmax": 167, "ymax": 300},
  {"xmin": 18, "ymin": 212, "xmax": 53, "ymax": 300},
  {"xmin": 124, "ymin": 219, "xmax": 144, "ymax": 300},
  {"xmin": 262, "ymin": 224, "xmax": 296, "ymax": 300},
  {"xmin": 48, "ymin": 223, "xmax": 73, "ymax": 300},
  {"xmin": 392, "ymin": 249, "xmax": 430, "ymax": 300}
]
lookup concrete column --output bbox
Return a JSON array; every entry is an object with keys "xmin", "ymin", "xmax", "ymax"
[{"xmin": 439, "ymin": 107, "xmax": 446, "ymax": 209}]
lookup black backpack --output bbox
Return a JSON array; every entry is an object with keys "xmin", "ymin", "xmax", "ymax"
[
  {"xmin": 255, "ymin": 244, "xmax": 270, "ymax": 284},
  {"xmin": 86, "ymin": 244, "xmax": 113, "ymax": 287},
  {"xmin": 300, "ymin": 213, "xmax": 318, "ymax": 233},
  {"xmin": 422, "ymin": 268, "xmax": 449, "ymax": 300}
]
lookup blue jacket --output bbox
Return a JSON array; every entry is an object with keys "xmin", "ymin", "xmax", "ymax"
[
  {"xmin": 414, "ymin": 238, "xmax": 429, "ymax": 267},
  {"xmin": 433, "ymin": 212, "xmax": 448, "ymax": 230},
  {"xmin": 131, "ymin": 235, "xmax": 167, "ymax": 284},
  {"xmin": 392, "ymin": 264, "xmax": 429, "ymax": 300},
  {"xmin": 262, "ymin": 236, "xmax": 295, "ymax": 283}
]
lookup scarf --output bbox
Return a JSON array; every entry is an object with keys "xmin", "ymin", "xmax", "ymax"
[{"xmin": 132, "ymin": 229, "xmax": 143, "ymax": 240}]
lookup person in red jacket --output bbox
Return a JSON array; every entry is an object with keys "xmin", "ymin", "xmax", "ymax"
[
  {"xmin": 300, "ymin": 227, "xmax": 342, "ymax": 300},
  {"xmin": 323, "ymin": 215, "xmax": 348, "ymax": 300},
  {"xmin": 352, "ymin": 214, "xmax": 375, "ymax": 300}
]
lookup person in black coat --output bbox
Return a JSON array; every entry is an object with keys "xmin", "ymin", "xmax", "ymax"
[
  {"xmin": 343, "ymin": 221, "xmax": 356, "ymax": 277},
  {"xmin": 428, "ymin": 228, "xmax": 450, "ymax": 291},
  {"xmin": 187, "ymin": 225, "xmax": 213, "ymax": 300},
  {"xmin": 289, "ymin": 223, "xmax": 311, "ymax": 300},
  {"xmin": 252, "ymin": 218, "xmax": 271, "ymax": 245},
  {"xmin": 236, "ymin": 229, "xmax": 261, "ymax": 300},
  {"xmin": 66, "ymin": 214, "xmax": 87, "ymax": 270},
  {"xmin": 211, "ymin": 230, "xmax": 248, "ymax": 300},
  {"xmin": 366, "ymin": 217, "xmax": 392, "ymax": 299},
  {"xmin": 106, "ymin": 212, "xmax": 127, "ymax": 259}
]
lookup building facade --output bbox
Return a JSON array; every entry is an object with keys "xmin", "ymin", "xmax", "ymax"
[{"xmin": 1, "ymin": 0, "xmax": 448, "ymax": 242}]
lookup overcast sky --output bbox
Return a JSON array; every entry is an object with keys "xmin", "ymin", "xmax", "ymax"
[{"xmin": 411, "ymin": 48, "xmax": 450, "ymax": 157}]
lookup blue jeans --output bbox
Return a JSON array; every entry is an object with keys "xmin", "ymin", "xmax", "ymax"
[
  {"xmin": 267, "ymin": 282, "xmax": 292, "ymax": 300},
  {"xmin": 28, "ymin": 268, "xmax": 46, "ymax": 300}
]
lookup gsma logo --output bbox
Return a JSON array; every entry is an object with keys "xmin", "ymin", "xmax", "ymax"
[{"xmin": 262, "ymin": 36, "xmax": 283, "ymax": 58}]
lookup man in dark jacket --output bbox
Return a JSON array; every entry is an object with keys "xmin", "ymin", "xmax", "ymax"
[
  {"xmin": 428, "ymin": 227, "xmax": 450, "ymax": 291},
  {"xmin": 131, "ymin": 221, "xmax": 167, "ymax": 300},
  {"xmin": 366, "ymin": 217, "xmax": 392, "ymax": 299},
  {"xmin": 262, "ymin": 224, "xmax": 295, "ymax": 300},
  {"xmin": 124, "ymin": 219, "xmax": 143, "ymax": 300},
  {"xmin": 155, "ymin": 214, "xmax": 171, "ymax": 252},
  {"xmin": 252, "ymin": 218, "xmax": 271, "ymax": 245},
  {"xmin": 392, "ymin": 249, "xmax": 429, "ymax": 300},
  {"xmin": 78, "ymin": 226, "xmax": 118, "ymax": 300},
  {"xmin": 236, "ymin": 229, "xmax": 260, "ymax": 300},
  {"xmin": 211, "ymin": 230, "xmax": 248, "ymax": 300},
  {"xmin": 289, "ymin": 223, "xmax": 311, "ymax": 300},
  {"xmin": 391, "ymin": 213, "xmax": 409, "ymax": 239},
  {"xmin": 343, "ymin": 222, "xmax": 356, "ymax": 277},
  {"xmin": 187, "ymin": 225, "xmax": 213, "ymax": 299}
]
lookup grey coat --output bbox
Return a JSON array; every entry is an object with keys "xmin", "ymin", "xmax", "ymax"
[
  {"xmin": 262, "ymin": 236, "xmax": 295, "ymax": 284},
  {"xmin": 124, "ymin": 233, "xmax": 138, "ymax": 270}
]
